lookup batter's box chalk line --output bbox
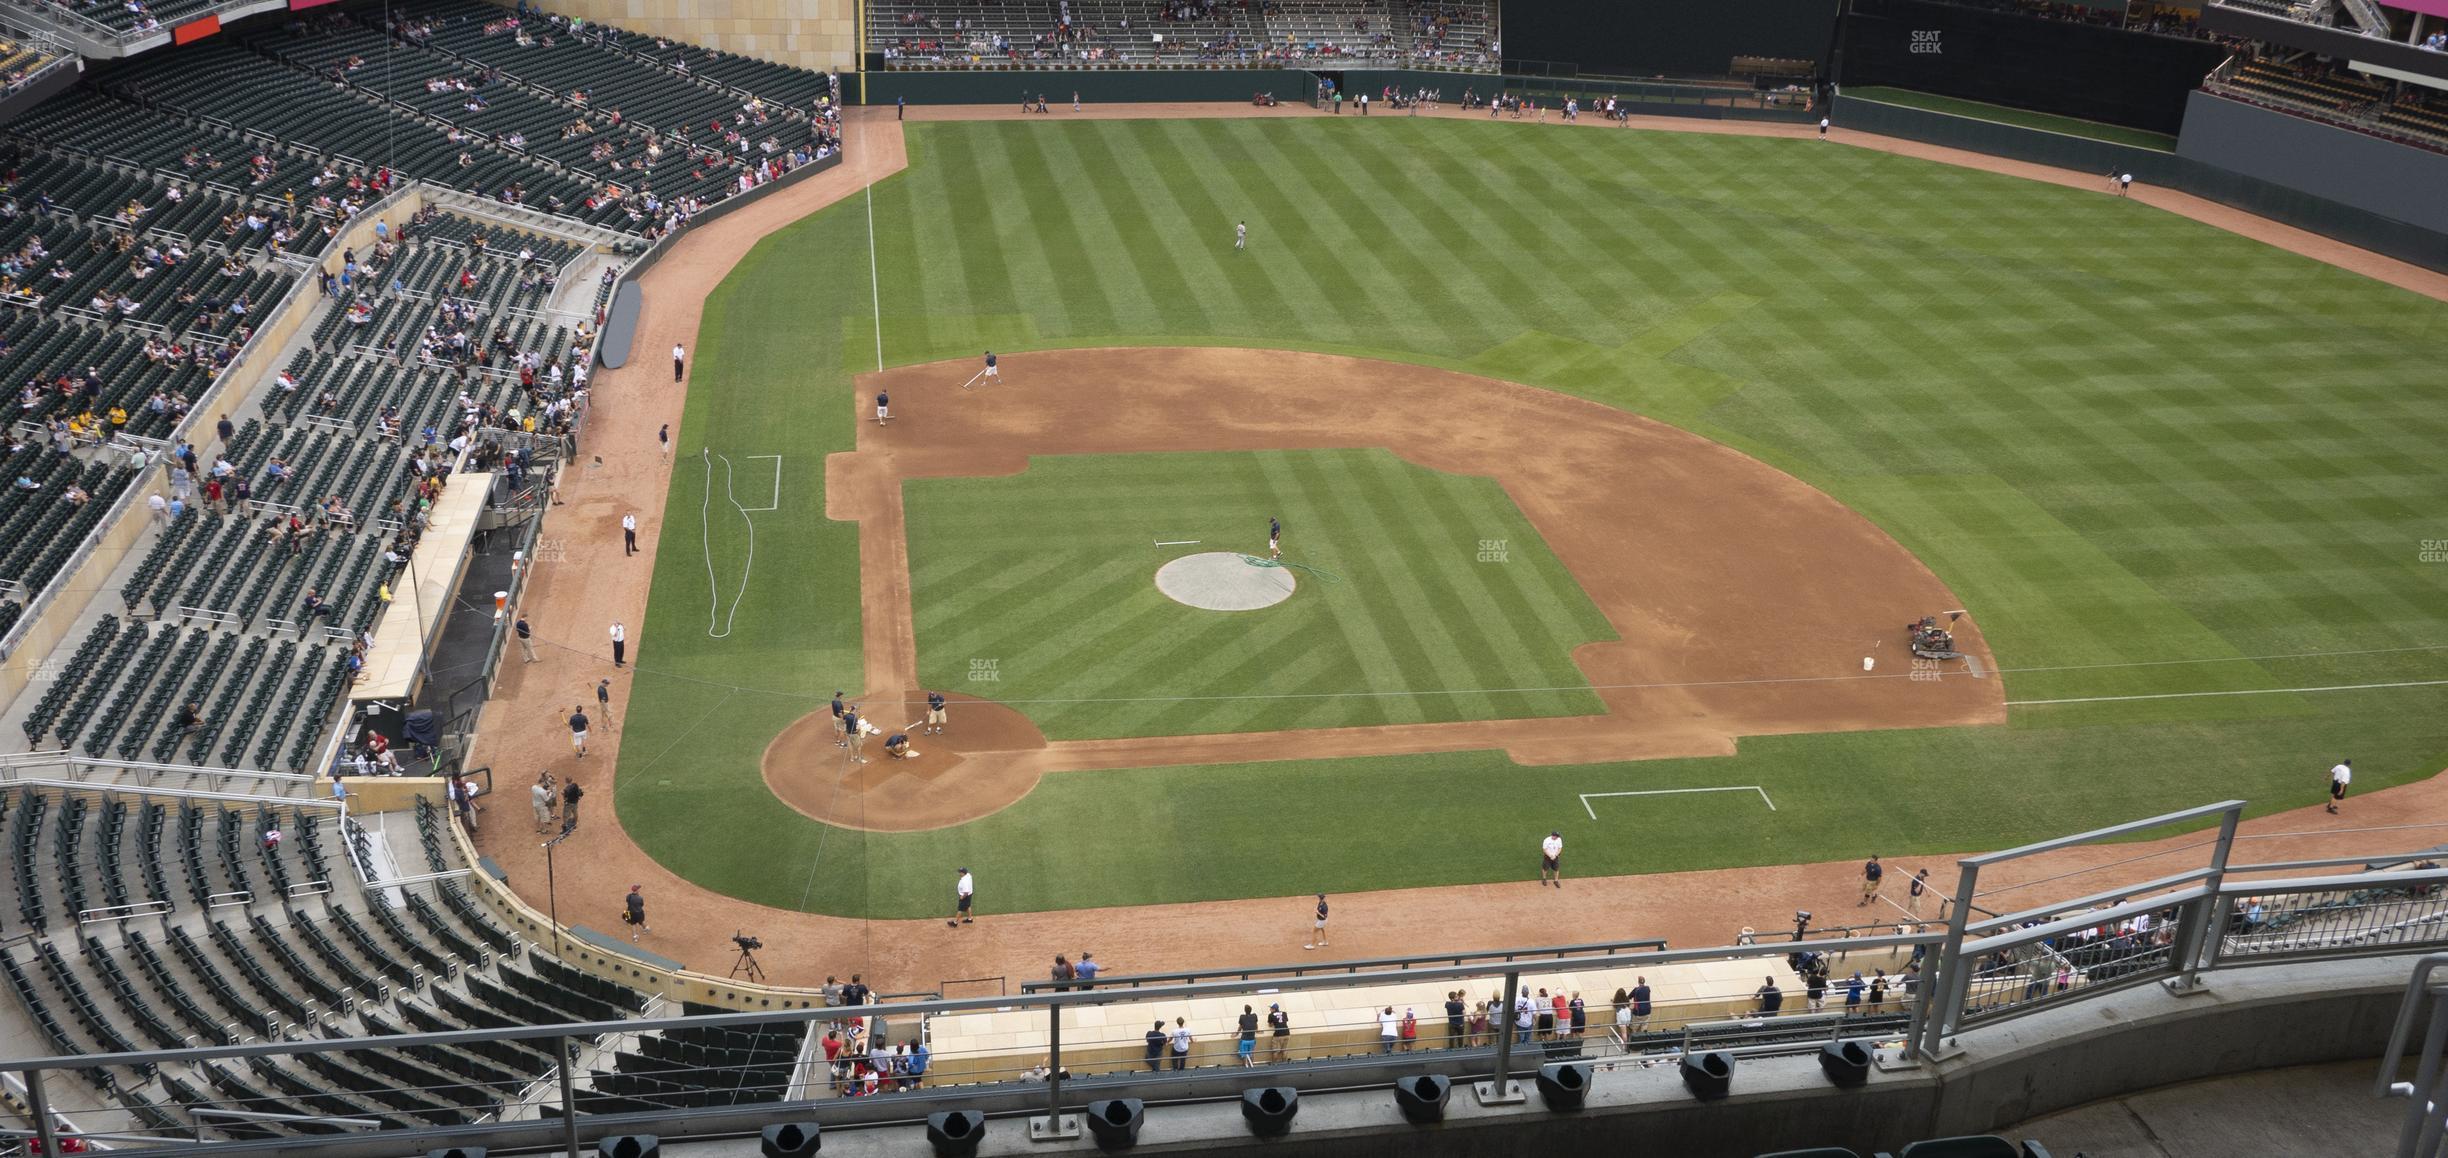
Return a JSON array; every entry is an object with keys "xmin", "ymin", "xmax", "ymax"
[
  {"xmin": 1580, "ymin": 786, "xmax": 1776, "ymax": 820},
  {"xmin": 1237, "ymin": 554, "xmax": 1343, "ymax": 583},
  {"xmin": 700, "ymin": 448, "xmax": 774, "ymax": 638}
]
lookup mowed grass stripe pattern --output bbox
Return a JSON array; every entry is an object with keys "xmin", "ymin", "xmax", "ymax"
[
  {"xmin": 617, "ymin": 116, "xmax": 2448, "ymax": 917},
  {"xmin": 904, "ymin": 450, "xmax": 1614, "ymax": 738}
]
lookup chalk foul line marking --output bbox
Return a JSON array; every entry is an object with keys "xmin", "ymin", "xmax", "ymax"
[
  {"xmin": 2007, "ymin": 678, "xmax": 2448, "ymax": 706},
  {"xmin": 740, "ymin": 454, "xmax": 783, "ymax": 512},
  {"xmin": 701, "ymin": 449, "xmax": 756, "ymax": 638},
  {"xmin": 1580, "ymin": 786, "xmax": 1776, "ymax": 821},
  {"xmin": 865, "ymin": 123, "xmax": 884, "ymax": 374}
]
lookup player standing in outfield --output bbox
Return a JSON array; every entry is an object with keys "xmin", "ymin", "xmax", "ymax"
[
  {"xmin": 1235, "ymin": 220, "xmax": 1247, "ymax": 251},
  {"xmin": 1819, "ymin": 115, "xmax": 1831, "ymax": 139},
  {"xmin": 1304, "ymin": 892, "xmax": 1329, "ymax": 950},
  {"xmin": 1268, "ymin": 515, "xmax": 1281, "ymax": 559},
  {"xmin": 2118, "ymin": 172, "xmax": 2134, "ymax": 196},
  {"xmin": 924, "ymin": 689, "xmax": 947, "ymax": 735},
  {"xmin": 2328, "ymin": 758, "xmax": 2352, "ymax": 814},
  {"xmin": 875, "ymin": 389, "xmax": 891, "ymax": 424},
  {"xmin": 1540, "ymin": 830, "xmax": 1564, "ymax": 887}
]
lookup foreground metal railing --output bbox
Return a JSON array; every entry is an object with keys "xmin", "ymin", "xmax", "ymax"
[{"xmin": 2, "ymin": 799, "xmax": 2446, "ymax": 1157}]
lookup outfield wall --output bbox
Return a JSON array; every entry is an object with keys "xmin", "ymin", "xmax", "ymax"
[
  {"xmin": 1835, "ymin": 0, "xmax": 2224, "ymax": 135},
  {"xmin": 1834, "ymin": 93, "xmax": 2448, "ymax": 276},
  {"xmin": 1504, "ymin": 0, "xmax": 1842, "ymax": 82},
  {"xmin": 862, "ymin": 67, "xmax": 1315, "ymax": 105},
  {"xmin": 2176, "ymin": 91, "xmax": 2448, "ymax": 240}
]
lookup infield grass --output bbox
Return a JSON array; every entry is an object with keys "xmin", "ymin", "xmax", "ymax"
[
  {"xmin": 618, "ymin": 116, "xmax": 2448, "ymax": 917},
  {"xmin": 903, "ymin": 450, "xmax": 1613, "ymax": 738}
]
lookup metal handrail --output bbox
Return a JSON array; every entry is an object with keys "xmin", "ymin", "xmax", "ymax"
[{"xmin": 1021, "ymin": 937, "xmax": 1672, "ymax": 992}]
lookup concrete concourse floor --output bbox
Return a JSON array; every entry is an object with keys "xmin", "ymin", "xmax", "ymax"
[{"xmin": 2010, "ymin": 1060, "xmax": 2402, "ymax": 1157}]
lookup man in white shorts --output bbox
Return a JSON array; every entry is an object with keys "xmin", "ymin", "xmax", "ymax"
[
  {"xmin": 1305, "ymin": 892, "xmax": 1329, "ymax": 949},
  {"xmin": 1540, "ymin": 830, "xmax": 1564, "ymax": 887},
  {"xmin": 569, "ymin": 706, "xmax": 589, "ymax": 757},
  {"xmin": 876, "ymin": 389, "xmax": 891, "ymax": 424},
  {"xmin": 983, "ymin": 350, "xmax": 1000, "ymax": 383},
  {"xmin": 1235, "ymin": 221, "xmax": 1247, "ymax": 251}
]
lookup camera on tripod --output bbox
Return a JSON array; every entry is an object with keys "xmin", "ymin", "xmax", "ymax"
[{"xmin": 729, "ymin": 930, "xmax": 766, "ymax": 982}]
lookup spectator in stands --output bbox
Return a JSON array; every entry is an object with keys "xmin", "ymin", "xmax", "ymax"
[
  {"xmin": 363, "ymin": 727, "xmax": 400, "ymax": 773},
  {"xmin": 171, "ymin": 701, "xmax": 203, "ymax": 737},
  {"xmin": 1754, "ymin": 976, "xmax": 1783, "ymax": 1017}
]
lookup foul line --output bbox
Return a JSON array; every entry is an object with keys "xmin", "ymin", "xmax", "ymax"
[
  {"xmin": 1580, "ymin": 786, "xmax": 1776, "ymax": 820},
  {"xmin": 864, "ymin": 128, "xmax": 883, "ymax": 374},
  {"xmin": 2007, "ymin": 678, "xmax": 2448, "ymax": 706},
  {"xmin": 701, "ymin": 449, "xmax": 756, "ymax": 638}
]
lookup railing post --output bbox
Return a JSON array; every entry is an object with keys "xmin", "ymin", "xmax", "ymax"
[
  {"xmin": 24, "ymin": 1066, "xmax": 59, "ymax": 1157},
  {"xmin": 1029, "ymin": 999, "xmax": 1079, "ymax": 1140},
  {"xmin": 555, "ymin": 1034, "xmax": 579, "ymax": 1158},
  {"xmin": 1915, "ymin": 860, "xmax": 1981, "ymax": 1063},
  {"xmin": 1476, "ymin": 969, "xmax": 1525, "ymax": 1104},
  {"xmin": 2170, "ymin": 804, "xmax": 2245, "ymax": 993}
]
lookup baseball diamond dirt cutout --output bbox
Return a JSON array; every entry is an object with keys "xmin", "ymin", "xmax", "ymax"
[{"xmin": 757, "ymin": 346, "xmax": 2005, "ymax": 832}]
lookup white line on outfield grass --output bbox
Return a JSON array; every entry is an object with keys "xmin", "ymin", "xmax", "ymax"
[
  {"xmin": 2007, "ymin": 678, "xmax": 2448, "ymax": 706},
  {"xmin": 1580, "ymin": 787, "xmax": 1776, "ymax": 821},
  {"xmin": 866, "ymin": 176, "xmax": 884, "ymax": 374}
]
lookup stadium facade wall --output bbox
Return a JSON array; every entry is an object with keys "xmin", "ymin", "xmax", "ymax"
[
  {"xmin": 528, "ymin": 0, "xmax": 859, "ymax": 72},
  {"xmin": 1502, "ymin": 0, "xmax": 1843, "ymax": 80},
  {"xmin": 1834, "ymin": 0, "xmax": 2225, "ymax": 135},
  {"xmin": 1835, "ymin": 92, "xmax": 2448, "ymax": 276}
]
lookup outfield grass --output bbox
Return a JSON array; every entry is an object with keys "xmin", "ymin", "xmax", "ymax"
[
  {"xmin": 619, "ymin": 117, "xmax": 2448, "ymax": 918},
  {"xmin": 1845, "ymin": 87, "xmax": 2179, "ymax": 151},
  {"xmin": 904, "ymin": 450, "xmax": 1614, "ymax": 738}
]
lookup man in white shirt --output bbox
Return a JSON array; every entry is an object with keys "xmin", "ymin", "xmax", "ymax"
[
  {"xmin": 1376, "ymin": 1006, "xmax": 1399, "ymax": 1054},
  {"xmin": 2329, "ymin": 759, "xmax": 2352, "ymax": 814},
  {"xmin": 947, "ymin": 867, "xmax": 975, "ymax": 927},
  {"xmin": 610, "ymin": 621, "xmax": 627, "ymax": 668},
  {"xmin": 672, "ymin": 342, "xmax": 686, "ymax": 383},
  {"xmin": 1513, "ymin": 993, "xmax": 1536, "ymax": 1045},
  {"xmin": 622, "ymin": 512, "xmax": 638, "ymax": 556},
  {"xmin": 1540, "ymin": 830, "xmax": 1564, "ymax": 888}
]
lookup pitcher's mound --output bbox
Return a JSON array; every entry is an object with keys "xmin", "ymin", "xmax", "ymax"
[{"xmin": 1156, "ymin": 551, "xmax": 1297, "ymax": 611}]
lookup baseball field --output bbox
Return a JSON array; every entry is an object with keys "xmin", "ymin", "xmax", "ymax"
[{"xmin": 606, "ymin": 113, "xmax": 2448, "ymax": 921}]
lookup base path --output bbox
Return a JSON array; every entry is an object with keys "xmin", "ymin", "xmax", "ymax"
[{"xmin": 467, "ymin": 100, "xmax": 2448, "ymax": 997}]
